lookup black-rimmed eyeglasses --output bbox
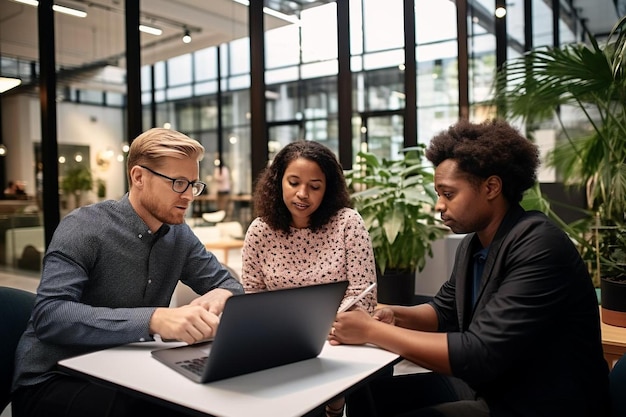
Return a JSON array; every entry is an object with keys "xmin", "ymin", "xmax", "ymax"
[{"xmin": 139, "ymin": 165, "xmax": 206, "ymax": 197}]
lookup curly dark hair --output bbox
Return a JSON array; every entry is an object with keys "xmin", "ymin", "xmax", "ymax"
[
  {"xmin": 252, "ymin": 140, "xmax": 352, "ymax": 233},
  {"xmin": 425, "ymin": 119, "xmax": 539, "ymax": 203}
]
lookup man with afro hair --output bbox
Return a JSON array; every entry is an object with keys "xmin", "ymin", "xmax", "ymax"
[{"xmin": 331, "ymin": 119, "xmax": 609, "ymax": 417}]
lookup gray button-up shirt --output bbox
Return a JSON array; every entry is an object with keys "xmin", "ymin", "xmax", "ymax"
[{"xmin": 13, "ymin": 194, "xmax": 243, "ymax": 389}]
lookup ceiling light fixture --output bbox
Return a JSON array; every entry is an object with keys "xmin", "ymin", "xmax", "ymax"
[
  {"xmin": 139, "ymin": 24, "xmax": 162, "ymax": 36},
  {"xmin": 0, "ymin": 77, "xmax": 22, "ymax": 93},
  {"xmin": 182, "ymin": 28, "xmax": 191, "ymax": 44},
  {"xmin": 11, "ymin": 0, "xmax": 87, "ymax": 18},
  {"xmin": 495, "ymin": 6, "xmax": 507, "ymax": 18},
  {"xmin": 53, "ymin": 4, "xmax": 87, "ymax": 17},
  {"xmin": 11, "ymin": 0, "xmax": 38, "ymax": 6},
  {"xmin": 231, "ymin": 0, "xmax": 300, "ymax": 25}
]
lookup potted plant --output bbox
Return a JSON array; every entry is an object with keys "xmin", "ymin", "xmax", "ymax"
[
  {"xmin": 96, "ymin": 178, "xmax": 107, "ymax": 200},
  {"xmin": 345, "ymin": 145, "xmax": 448, "ymax": 305},
  {"xmin": 493, "ymin": 16, "xmax": 626, "ymax": 325},
  {"xmin": 61, "ymin": 166, "xmax": 93, "ymax": 208}
]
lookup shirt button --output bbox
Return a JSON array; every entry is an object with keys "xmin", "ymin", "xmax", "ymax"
[
  {"xmin": 138, "ymin": 234, "xmax": 143, "ymax": 238},
  {"xmin": 148, "ymin": 279, "xmax": 152, "ymax": 284},
  {"xmin": 139, "ymin": 338, "xmax": 145, "ymax": 342}
]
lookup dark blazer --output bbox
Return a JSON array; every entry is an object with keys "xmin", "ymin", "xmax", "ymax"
[{"xmin": 430, "ymin": 204, "xmax": 610, "ymax": 417}]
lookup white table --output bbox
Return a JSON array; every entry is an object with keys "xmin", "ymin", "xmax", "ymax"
[{"xmin": 58, "ymin": 341, "xmax": 400, "ymax": 417}]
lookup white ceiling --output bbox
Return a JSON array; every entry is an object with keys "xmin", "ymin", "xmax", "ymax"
[
  {"xmin": 0, "ymin": 0, "xmax": 291, "ymax": 69},
  {"xmin": 572, "ymin": 0, "xmax": 622, "ymax": 36},
  {"xmin": 0, "ymin": 0, "xmax": 622, "ymax": 79}
]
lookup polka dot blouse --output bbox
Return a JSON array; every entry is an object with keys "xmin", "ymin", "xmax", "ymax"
[{"xmin": 242, "ymin": 207, "xmax": 377, "ymax": 313}]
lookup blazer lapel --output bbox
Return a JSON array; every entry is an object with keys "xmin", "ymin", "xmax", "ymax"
[
  {"xmin": 469, "ymin": 204, "xmax": 527, "ymax": 318},
  {"xmin": 454, "ymin": 235, "xmax": 476, "ymax": 330}
]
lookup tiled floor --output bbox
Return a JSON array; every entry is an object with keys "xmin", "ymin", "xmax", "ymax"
[{"xmin": 0, "ymin": 266, "xmax": 41, "ymax": 293}]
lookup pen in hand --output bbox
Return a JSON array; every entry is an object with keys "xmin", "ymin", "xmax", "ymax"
[{"xmin": 337, "ymin": 283, "xmax": 377, "ymax": 313}]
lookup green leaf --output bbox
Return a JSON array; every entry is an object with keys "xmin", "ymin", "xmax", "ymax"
[
  {"xmin": 384, "ymin": 205, "xmax": 405, "ymax": 244},
  {"xmin": 347, "ymin": 146, "xmax": 448, "ymax": 273},
  {"xmin": 492, "ymin": 16, "xmax": 626, "ymax": 281}
]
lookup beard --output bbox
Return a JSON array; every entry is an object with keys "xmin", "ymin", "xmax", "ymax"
[{"xmin": 142, "ymin": 194, "xmax": 187, "ymax": 226}]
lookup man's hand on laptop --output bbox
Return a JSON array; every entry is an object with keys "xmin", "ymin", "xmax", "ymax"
[
  {"xmin": 189, "ymin": 288, "xmax": 233, "ymax": 316},
  {"xmin": 150, "ymin": 306, "xmax": 220, "ymax": 345}
]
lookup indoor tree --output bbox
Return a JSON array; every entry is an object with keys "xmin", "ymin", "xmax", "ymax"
[{"xmin": 492, "ymin": 15, "xmax": 626, "ymax": 323}]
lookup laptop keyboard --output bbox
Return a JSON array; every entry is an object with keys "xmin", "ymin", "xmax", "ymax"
[{"xmin": 177, "ymin": 356, "xmax": 208, "ymax": 376}]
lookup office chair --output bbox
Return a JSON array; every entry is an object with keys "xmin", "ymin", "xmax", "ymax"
[
  {"xmin": 202, "ymin": 210, "xmax": 226, "ymax": 225},
  {"xmin": 0, "ymin": 287, "xmax": 35, "ymax": 413},
  {"xmin": 611, "ymin": 353, "xmax": 626, "ymax": 417},
  {"xmin": 215, "ymin": 221, "xmax": 244, "ymax": 240}
]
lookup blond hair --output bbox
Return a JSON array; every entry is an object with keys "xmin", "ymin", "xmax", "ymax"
[{"xmin": 127, "ymin": 128, "xmax": 205, "ymax": 184}]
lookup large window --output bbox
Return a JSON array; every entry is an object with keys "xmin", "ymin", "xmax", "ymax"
[
  {"xmin": 533, "ymin": 0, "xmax": 554, "ymax": 47},
  {"xmin": 135, "ymin": 0, "xmax": 591, "ymax": 198},
  {"xmin": 362, "ymin": 0, "xmax": 404, "ymax": 52}
]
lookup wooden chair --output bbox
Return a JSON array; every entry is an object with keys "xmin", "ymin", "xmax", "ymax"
[{"xmin": 202, "ymin": 210, "xmax": 226, "ymax": 225}]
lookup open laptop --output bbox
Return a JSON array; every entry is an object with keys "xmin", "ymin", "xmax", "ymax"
[{"xmin": 151, "ymin": 280, "xmax": 349, "ymax": 383}]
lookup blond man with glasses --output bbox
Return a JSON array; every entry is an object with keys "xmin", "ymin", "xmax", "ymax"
[{"xmin": 12, "ymin": 128, "xmax": 243, "ymax": 417}]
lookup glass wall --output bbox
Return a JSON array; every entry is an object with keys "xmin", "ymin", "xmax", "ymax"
[
  {"xmin": 533, "ymin": 0, "xmax": 554, "ymax": 47},
  {"xmin": 0, "ymin": 0, "xmax": 597, "ymax": 271},
  {"xmin": 135, "ymin": 0, "xmax": 593, "ymax": 193},
  {"xmin": 415, "ymin": 0, "xmax": 459, "ymax": 141}
]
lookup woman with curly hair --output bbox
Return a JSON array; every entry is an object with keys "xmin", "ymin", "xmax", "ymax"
[
  {"xmin": 243, "ymin": 140, "xmax": 376, "ymax": 310},
  {"xmin": 242, "ymin": 140, "xmax": 377, "ymax": 417}
]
